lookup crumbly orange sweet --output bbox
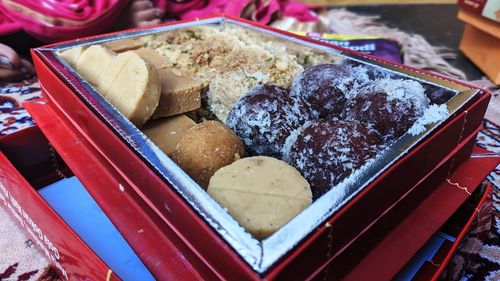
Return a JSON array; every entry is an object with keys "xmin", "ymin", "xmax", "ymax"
[{"xmin": 141, "ymin": 26, "xmax": 335, "ymax": 121}]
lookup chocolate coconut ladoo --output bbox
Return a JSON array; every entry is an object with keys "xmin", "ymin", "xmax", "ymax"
[
  {"xmin": 226, "ymin": 84, "xmax": 313, "ymax": 158},
  {"xmin": 290, "ymin": 62, "xmax": 372, "ymax": 119},
  {"xmin": 344, "ymin": 79, "xmax": 429, "ymax": 141},
  {"xmin": 172, "ymin": 121, "xmax": 245, "ymax": 189},
  {"xmin": 284, "ymin": 119, "xmax": 384, "ymax": 199},
  {"xmin": 207, "ymin": 156, "xmax": 312, "ymax": 239}
]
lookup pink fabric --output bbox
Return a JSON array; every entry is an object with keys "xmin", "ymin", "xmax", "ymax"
[
  {"xmin": 6, "ymin": 0, "xmax": 119, "ymax": 21},
  {"xmin": 180, "ymin": 0, "xmax": 249, "ymax": 21},
  {"xmin": 0, "ymin": 7, "xmax": 20, "ymax": 36},
  {"xmin": 180, "ymin": 0, "xmax": 317, "ymax": 24},
  {"xmin": 281, "ymin": 1, "xmax": 317, "ymax": 22},
  {"xmin": 0, "ymin": 0, "xmax": 317, "ymax": 43},
  {"xmin": 165, "ymin": 0, "xmax": 206, "ymax": 17},
  {"xmin": 0, "ymin": 0, "xmax": 128, "ymax": 42}
]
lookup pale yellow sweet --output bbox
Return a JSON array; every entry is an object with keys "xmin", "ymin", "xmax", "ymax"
[
  {"xmin": 143, "ymin": 114, "xmax": 196, "ymax": 156},
  {"xmin": 207, "ymin": 156, "xmax": 312, "ymax": 239},
  {"xmin": 58, "ymin": 46, "xmax": 87, "ymax": 67},
  {"xmin": 95, "ymin": 51, "xmax": 133, "ymax": 94},
  {"xmin": 75, "ymin": 45, "xmax": 115, "ymax": 86},
  {"xmin": 104, "ymin": 51, "xmax": 161, "ymax": 127}
]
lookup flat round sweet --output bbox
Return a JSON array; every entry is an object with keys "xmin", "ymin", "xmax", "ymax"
[{"xmin": 207, "ymin": 156, "xmax": 312, "ymax": 239}]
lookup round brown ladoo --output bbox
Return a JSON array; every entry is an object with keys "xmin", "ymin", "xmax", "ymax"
[
  {"xmin": 284, "ymin": 119, "xmax": 384, "ymax": 199},
  {"xmin": 172, "ymin": 121, "xmax": 245, "ymax": 189},
  {"xmin": 226, "ymin": 84, "xmax": 313, "ymax": 158}
]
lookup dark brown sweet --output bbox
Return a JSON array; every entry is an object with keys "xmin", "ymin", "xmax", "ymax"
[
  {"xmin": 284, "ymin": 119, "xmax": 383, "ymax": 199},
  {"xmin": 290, "ymin": 62, "xmax": 371, "ymax": 119},
  {"xmin": 344, "ymin": 79, "xmax": 429, "ymax": 141},
  {"xmin": 226, "ymin": 85, "xmax": 314, "ymax": 158}
]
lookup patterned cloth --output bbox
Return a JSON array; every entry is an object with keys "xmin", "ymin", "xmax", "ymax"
[
  {"xmin": 441, "ymin": 119, "xmax": 500, "ymax": 281},
  {"xmin": 0, "ymin": 78, "xmax": 39, "ymax": 136}
]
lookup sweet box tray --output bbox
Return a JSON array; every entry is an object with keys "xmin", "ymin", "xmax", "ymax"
[{"xmin": 27, "ymin": 16, "xmax": 493, "ymax": 279}]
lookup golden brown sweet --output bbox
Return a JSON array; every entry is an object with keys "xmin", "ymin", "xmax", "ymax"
[
  {"xmin": 133, "ymin": 47, "xmax": 169, "ymax": 70},
  {"xmin": 103, "ymin": 38, "xmax": 145, "ymax": 52},
  {"xmin": 207, "ymin": 156, "xmax": 312, "ymax": 239},
  {"xmin": 172, "ymin": 121, "xmax": 245, "ymax": 188},
  {"xmin": 151, "ymin": 68, "xmax": 202, "ymax": 119},
  {"xmin": 143, "ymin": 114, "xmax": 196, "ymax": 156}
]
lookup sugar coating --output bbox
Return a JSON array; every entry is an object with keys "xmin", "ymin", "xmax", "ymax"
[
  {"xmin": 226, "ymin": 85, "xmax": 314, "ymax": 158},
  {"xmin": 408, "ymin": 104, "xmax": 449, "ymax": 135},
  {"xmin": 284, "ymin": 119, "xmax": 384, "ymax": 199},
  {"xmin": 344, "ymin": 78, "xmax": 429, "ymax": 141}
]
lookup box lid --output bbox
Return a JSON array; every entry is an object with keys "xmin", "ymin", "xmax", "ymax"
[
  {"xmin": 458, "ymin": 0, "xmax": 500, "ymax": 23},
  {"xmin": 458, "ymin": 9, "xmax": 500, "ymax": 39}
]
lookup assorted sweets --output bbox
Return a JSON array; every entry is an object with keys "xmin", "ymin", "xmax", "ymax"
[
  {"xmin": 140, "ymin": 26, "xmax": 335, "ymax": 122},
  {"xmin": 58, "ymin": 40, "xmax": 202, "ymax": 128},
  {"xmin": 227, "ymin": 61, "xmax": 439, "ymax": 199},
  {"xmin": 59, "ymin": 25, "xmax": 453, "ymax": 239}
]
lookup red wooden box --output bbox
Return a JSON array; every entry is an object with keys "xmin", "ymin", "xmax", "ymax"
[
  {"xmin": 0, "ymin": 124, "xmax": 497, "ymax": 280},
  {"xmin": 0, "ymin": 126, "xmax": 118, "ymax": 280},
  {"xmin": 25, "ymin": 16, "xmax": 495, "ymax": 280}
]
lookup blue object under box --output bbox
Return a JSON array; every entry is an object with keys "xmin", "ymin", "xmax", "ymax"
[{"xmin": 39, "ymin": 176, "xmax": 155, "ymax": 281}]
